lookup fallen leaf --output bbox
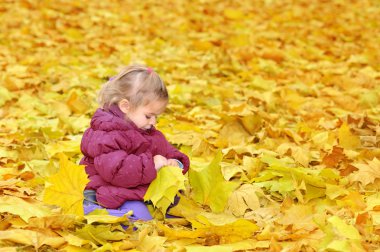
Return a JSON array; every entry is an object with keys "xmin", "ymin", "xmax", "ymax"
[
  {"xmin": 144, "ymin": 166, "xmax": 186, "ymax": 216},
  {"xmin": 75, "ymin": 224, "xmax": 127, "ymax": 246},
  {"xmin": 0, "ymin": 86, "xmax": 14, "ymax": 106},
  {"xmin": 43, "ymin": 153, "xmax": 89, "ymax": 215},
  {"xmin": 319, "ymin": 216, "xmax": 365, "ymax": 252},
  {"xmin": 338, "ymin": 122, "xmax": 361, "ymax": 150},
  {"xmin": 0, "ymin": 229, "xmax": 66, "ymax": 249},
  {"xmin": 189, "ymin": 152, "xmax": 240, "ymax": 212},
  {"xmin": 0, "ymin": 196, "xmax": 51, "ymax": 222},
  {"xmin": 349, "ymin": 158, "xmax": 380, "ymax": 186},
  {"xmin": 226, "ymin": 183, "xmax": 261, "ymax": 216}
]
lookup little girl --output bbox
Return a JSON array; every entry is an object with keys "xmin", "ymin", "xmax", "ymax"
[{"xmin": 80, "ymin": 65, "xmax": 190, "ymax": 220}]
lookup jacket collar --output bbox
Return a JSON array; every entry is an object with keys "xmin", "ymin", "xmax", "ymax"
[
  {"xmin": 108, "ymin": 104, "xmax": 126, "ymax": 119},
  {"xmin": 107, "ymin": 104, "xmax": 155, "ymax": 135}
]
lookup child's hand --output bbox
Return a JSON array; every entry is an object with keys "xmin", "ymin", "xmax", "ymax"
[
  {"xmin": 153, "ymin": 155, "xmax": 168, "ymax": 170},
  {"xmin": 167, "ymin": 159, "xmax": 180, "ymax": 167}
]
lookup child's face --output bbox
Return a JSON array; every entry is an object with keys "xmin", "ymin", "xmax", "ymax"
[{"xmin": 125, "ymin": 99, "xmax": 167, "ymax": 130}]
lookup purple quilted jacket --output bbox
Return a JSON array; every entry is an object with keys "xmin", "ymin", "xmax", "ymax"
[{"xmin": 80, "ymin": 105, "xmax": 190, "ymax": 208}]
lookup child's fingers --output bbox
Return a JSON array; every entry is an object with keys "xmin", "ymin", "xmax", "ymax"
[{"xmin": 167, "ymin": 159, "xmax": 179, "ymax": 167}]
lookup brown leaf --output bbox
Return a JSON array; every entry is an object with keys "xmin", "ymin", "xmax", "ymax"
[{"xmin": 322, "ymin": 146, "xmax": 347, "ymax": 168}]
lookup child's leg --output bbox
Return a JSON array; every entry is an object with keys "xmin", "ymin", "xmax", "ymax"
[
  {"xmin": 165, "ymin": 195, "xmax": 180, "ymax": 218},
  {"xmin": 102, "ymin": 201, "xmax": 152, "ymax": 221},
  {"xmin": 84, "ymin": 189, "xmax": 97, "ymax": 203},
  {"xmin": 83, "ymin": 190, "xmax": 152, "ymax": 221},
  {"xmin": 119, "ymin": 201, "xmax": 153, "ymax": 221},
  {"xmin": 83, "ymin": 190, "xmax": 102, "ymax": 214}
]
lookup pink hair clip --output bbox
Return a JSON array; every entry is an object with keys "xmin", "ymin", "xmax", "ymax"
[{"xmin": 147, "ymin": 67, "xmax": 153, "ymax": 74}]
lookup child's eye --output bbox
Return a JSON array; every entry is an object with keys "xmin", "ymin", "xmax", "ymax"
[{"xmin": 145, "ymin": 115, "xmax": 151, "ymax": 119}]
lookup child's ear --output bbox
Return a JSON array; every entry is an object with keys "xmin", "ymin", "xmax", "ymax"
[{"xmin": 118, "ymin": 99, "xmax": 130, "ymax": 114}]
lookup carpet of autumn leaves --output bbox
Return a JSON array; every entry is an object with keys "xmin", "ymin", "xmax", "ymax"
[{"xmin": 1, "ymin": 0, "xmax": 380, "ymax": 251}]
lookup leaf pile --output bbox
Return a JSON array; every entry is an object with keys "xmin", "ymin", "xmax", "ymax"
[{"xmin": 1, "ymin": 0, "xmax": 380, "ymax": 251}]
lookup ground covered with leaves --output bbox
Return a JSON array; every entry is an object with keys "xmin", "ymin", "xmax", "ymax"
[{"xmin": 1, "ymin": 0, "xmax": 380, "ymax": 251}]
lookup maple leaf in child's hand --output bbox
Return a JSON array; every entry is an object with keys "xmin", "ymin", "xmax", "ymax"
[
  {"xmin": 43, "ymin": 153, "xmax": 89, "ymax": 215},
  {"xmin": 144, "ymin": 166, "xmax": 186, "ymax": 216}
]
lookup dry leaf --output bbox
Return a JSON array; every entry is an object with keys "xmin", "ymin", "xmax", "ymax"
[{"xmin": 43, "ymin": 153, "xmax": 89, "ymax": 215}]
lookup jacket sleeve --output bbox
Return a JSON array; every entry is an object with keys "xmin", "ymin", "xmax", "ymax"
[
  {"xmin": 154, "ymin": 131, "xmax": 190, "ymax": 173},
  {"xmin": 165, "ymin": 143, "xmax": 190, "ymax": 173},
  {"xmin": 94, "ymin": 150, "xmax": 157, "ymax": 188}
]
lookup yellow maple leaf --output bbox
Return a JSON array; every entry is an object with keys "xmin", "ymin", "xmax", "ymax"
[
  {"xmin": 44, "ymin": 139, "xmax": 81, "ymax": 158},
  {"xmin": 28, "ymin": 215, "xmax": 78, "ymax": 229},
  {"xmin": 276, "ymin": 143, "xmax": 310, "ymax": 167},
  {"xmin": 66, "ymin": 89, "xmax": 91, "ymax": 114},
  {"xmin": 184, "ymin": 240, "xmax": 266, "ymax": 252},
  {"xmin": 276, "ymin": 204, "xmax": 316, "ymax": 231},
  {"xmin": 167, "ymin": 194, "xmax": 206, "ymax": 219},
  {"xmin": 189, "ymin": 152, "xmax": 240, "ymax": 213},
  {"xmin": 226, "ymin": 184, "xmax": 261, "ymax": 217},
  {"xmin": 43, "ymin": 153, "xmax": 89, "ymax": 215},
  {"xmin": 319, "ymin": 216, "xmax": 364, "ymax": 251},
  {"xmin": 223, "ymin": 9, "xmax": 245, "ymax": 20},
  {"xmin": 84, "ymin": 211, "xmax": 130, "ymax": 225},
  {"xmin": 338, "ymin": 122, "xmax": 361, "ymax": 150},
  {"xmin": 159, "ymin": 212, "xmax": 258, "ymax": 244},
  {"xmin": 136, "ymin": 233, "xmax": 167, "ymax": 252},
  {"xmin": 350, "ymin": 158, "xmax": 380, "ymax": 186},
  {"xmin": 215, "ymin": 120, "xmax": 251, "ymax": 148},
  {"xmin": 75, "ymin": 224, "xmax": 127, "ymax": 246},
  {"xmin": 0, "ymin": 86, "xmax": 14, "ymax": 106},
  {"xmin": 0, "ymin": 229, "xmax": 66, "ymax": 250},
  {"xmin": 144, "ymin": 166, "xmax": 186, "ymax": 216},
  {"xmin": 0, "ymin": 195, "xmax": 51, "ymax": 222}
]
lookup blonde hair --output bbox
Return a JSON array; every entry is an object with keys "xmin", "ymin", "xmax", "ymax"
[{"xmin": 98, "ymin": 65, "xmax": 168, "ymax": 110}]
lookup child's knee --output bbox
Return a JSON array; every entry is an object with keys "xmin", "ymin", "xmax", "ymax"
[{"xmin": 120, "ymin": 201, "xmax": 153, "ymax": 221}]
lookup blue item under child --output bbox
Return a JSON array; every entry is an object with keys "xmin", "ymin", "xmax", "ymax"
[
  {"xmin": 83, "ymin": 189, "xmax": 181, "ymax": 221},
  {"xmin": 83, "ymin": 190, "xmax": 153, "ymax": 221}
]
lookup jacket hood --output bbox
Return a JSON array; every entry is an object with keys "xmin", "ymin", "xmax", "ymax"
[{"xmin": 91, "ymin": 104, "xmax": 154, "ymax": 134}]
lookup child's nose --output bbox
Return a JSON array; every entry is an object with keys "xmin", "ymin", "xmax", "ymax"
[{"xmin": 150, "ymin": 116, "xmax": 156, "ymax": 125}]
